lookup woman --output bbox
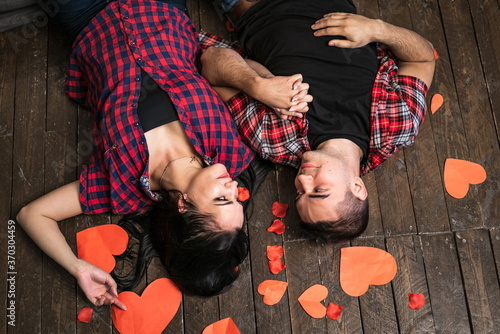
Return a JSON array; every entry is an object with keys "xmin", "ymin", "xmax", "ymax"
[{"xmin": 15, "ymin": 0, "xmax": 308, "ymax": 310}]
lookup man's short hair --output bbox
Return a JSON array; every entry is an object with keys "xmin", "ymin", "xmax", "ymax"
[{"xmin": 301, "ymin": 190, "xmax": 369, "ymax": 243}]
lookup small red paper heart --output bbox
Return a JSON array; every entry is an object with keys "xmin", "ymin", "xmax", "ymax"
[
  {"xmin": 237, "ymin": 187, "xmax": 250, "ymax": 202},
  {"xmin": 77, "ymin": 307, "xmax": 93, "ymax": 323},
  {"xmin": 433, "ymin": 48, "xmax": 439, "ymax": 60},
  {"xmin": 258, "ymin": 280, "xmax": 288, "ymax": 305},
  {"xmin": 340, "ymin": 247, "xmax": 397, "ymax": 297},
  {"xmin": 225, "ymin": 20, "xmax": 235, "ymax": 32},
  {"xmin": 77, "ymin": 224, "xmax": 129, "ymax": 273},
  {"xmin": 408, "ymin": 293, "xmax": 426, "ymax": 310},
  {"xmin": 431, "ymin": 94, "xmax": 443, "ymax": 114},
  {"xmin": 444, "ymin": 158, "xmax": 487, "ymax": 199},
  {"xmin": 268, "ymin": 258, "xmax": 285, "ymax": 274},
  {"xmin": 267, "ymin": 219, "xmax": 285, "ymax": 234},
  {"xmin": 272, "ymin": 202, "xmax": 288, "ymax": 218},
  {"xmin": 203, "ymin": 317, "xmax": 240, "ymax": 334},
  {"xmin": 267, "ymin": 245, "xmax": 284, "ymax": 261},
  {"xmin": 326, "ymin": 302, "xmax": 343, "ymax": 320},
  {"xmin": 298, "ymin": 284, "xmax": 328, "ymax": 318},
  {"xmin": 112, "ymin": 278, "xmax": 182, "ymax": 334}
]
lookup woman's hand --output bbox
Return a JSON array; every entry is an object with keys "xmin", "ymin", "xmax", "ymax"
[
  {"xmin": 74, "ymin": 259, "xmax": 127, "ymax": 310},
  {"xmin": 311, "ymin": 13, "xmax": 381, "ymax": 48},
  {"xmin": 252, "ymin": 74, "xmax": 313, "ymax": 119}
]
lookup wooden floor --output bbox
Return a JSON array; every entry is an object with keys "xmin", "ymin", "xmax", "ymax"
[{"xmin": 1, "ymin": 0, "xmax": 500, "ymax": 333}]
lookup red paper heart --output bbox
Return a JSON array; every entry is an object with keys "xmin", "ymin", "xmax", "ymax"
[
  {"xmin": 267, "ymin": 219, "xmax": 285, "ymax": 234},
  {"xmin": 408, "ymin": 293, "xmax": 425, "ymax": 310},
  {"xmin": 272, "ymin": 202, "xmax": 288, "ymax": 218},
  {"xmin": 77, "ymin": 307, "xmax": 93, "ymax": 323},
  {"xmin": 237, "ymin": 187, "xmax": 250, "ymax": 202},
  {"xmin": 268, "ymin": 258, "xmax": 286, "ymax": 275},
  {"xmin": 77, "ymin": 224, "xmax": 129, "ymax": 273},
  {"xmin": 112, "ymin": 278, "xmax": 182, "ymax": 334},
  {"xmin": 326, "ymin": 302, "xmax": 343, "ymax": 320},
  {"xmin": 444, "ymin": 158, "xmax": 487, "ymax": 199},
  {"xmin": 298, "ymin": 284, "xmax": 328, "ymax": 318},
  {"xmin": 267, "ymin": 246, "xmax": 284, "ymax": 261},
  {"xmin": 431, "ymin": 94, "xmax": 443, "ymax": 114},
  {"xmin": 258, "ymin": 280, "xmax": 288, "ymax": 305},
  {"xmin": 203, "ymin": 318, "xmax": 240, "ymax": 334},
  {"xmin": 433, "ymin": 48, "xmax": 439, "ymax": 60},
  {"xmin": 340, "ymin": 247, "xmax": 397, "ymax": 297}
]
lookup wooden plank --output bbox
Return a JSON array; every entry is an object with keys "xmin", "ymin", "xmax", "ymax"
[
  {"xmin": 187, "ymin": 0, "xmax": 200, "ymax": 30},
  {"xmin": 491, "ymin": 228, "xmax": 500, "ymax": 279},
  {"xmin": 42, "ymin": 20, "xmax": 79, "ymax": 334},
  {"xmin": 10, "ymin": 23, "xmax": 48, "ymax": 333},
  {"xmin": 183, "ymin": 295, "xmax": 219, "ymax": 333},
  {"xmin": 407, "ymin": 0, "xmax": 484, "ymax": 231},
  {"xmin": 247, "ymin": 170, "xmax": 292, "ymax": 334},
  {"xmin": 352, "ymin": 237, "xmax": 398, "ymax": 333},
  {"xmin": 146, "ymin": 257, "xmax": 184, "ymax": 334},
  {"xmin": 467, "ymin": 0, "xmax": 500, "ymax": 142},
  {"xmin": 361, "ymin": 172, "xmax": 384, "ymax": 238},
  {"xmin": 284, "ymin": 239, "xmax": 327, "ymax": 333},
  {"xmin": 455, "ymin": 229, "xmax": 500, "ymax": 332},
  {"xmin": 438, "ymin": 0, "xmax": 500, "ymax": 227},
  {"xmin": 199, "ymin": 0, "xmax": 230, "ymax": 39},
  {"xmin": 386, "ymin": 236, "xmax": 435, "ymax": 333},
  {"xmin": 317, "ymin": 242, "xmax": 363, "ymax": 333},
  {"xmin": 0, "ymin": 29, "xmax": 17, "ymax": 333},
  {"xmin": 420, "ymin": 234, "xmax": 471, "ymax": 333}
]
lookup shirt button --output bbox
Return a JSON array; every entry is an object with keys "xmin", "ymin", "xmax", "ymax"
[
  {"xmin": 132, "ymin": 103, "xmax": 137, "ymax": 108},
  {"xmin": 124, "ymin": 15, "xmax": 129, "ymax": 19},
  {"xmin": 135, "ymin": 122, "xmax": 140, "ymax": 126},
  {"xmin": 137, "ymin": 57, "xmax": 142, "ymax": 62},
  {"xmin": 130, "ymin": 41, "xmax": 136, "ymax": 46},
  {"xmin": 135, "ymin": 76, "xmax": 140, "ymax": 81},
  {"xmin": 140, "ymin": 141, "xmax": 144, "ymax": 145}
]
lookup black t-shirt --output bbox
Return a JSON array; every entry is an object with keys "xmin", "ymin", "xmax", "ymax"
[
  {"xmin": 236, "ymin": 0, "xmax": 378, "ymax": 159},
  {"xmin": 137, "ymin": 69, "xmax": 179, "ymax": 132}
]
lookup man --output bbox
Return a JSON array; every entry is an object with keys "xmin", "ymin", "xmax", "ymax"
[{"xmin": 200, "ymin": 0, "xmax": 435, "ymax": 242}]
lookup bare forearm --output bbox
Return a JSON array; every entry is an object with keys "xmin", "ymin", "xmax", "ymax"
[{"xmin": 372, "ymin": 20, "xmax": 434, "ymax": 63}]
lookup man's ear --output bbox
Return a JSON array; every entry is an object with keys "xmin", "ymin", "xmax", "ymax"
[
  {"xmin": 352, "ymin": 177, "xmax": 368, "ymax": 201},
  {"xmin": 178, "ymin": 195, "xmax": 188, "ymax": 214}
]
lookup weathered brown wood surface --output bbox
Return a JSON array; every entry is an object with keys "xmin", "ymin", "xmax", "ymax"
[{"xmin": 1, "ymin": 0, "xmax": 499, "ymax": 333}]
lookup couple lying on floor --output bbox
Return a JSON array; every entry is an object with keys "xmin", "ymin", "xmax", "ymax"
[{"xmin": 16, "ymin": 0, "xmax": 434, "ymax": 309}]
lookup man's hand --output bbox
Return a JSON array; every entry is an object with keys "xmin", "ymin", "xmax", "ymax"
[
  {"xmin": 252, "ymin": 74, "xmax": 313, "ymax": 119},
  {"xmin": 74, "ymin": 259, "xmax": 127, "ymax": 310},
  {"xmin": 311, "ymin": 13, "xmax": 379, "ymax": 48}
]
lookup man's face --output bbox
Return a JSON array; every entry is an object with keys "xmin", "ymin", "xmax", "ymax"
[{"xmin": 294, "ymin": 151, "xmax": 350, "ymax": 223}]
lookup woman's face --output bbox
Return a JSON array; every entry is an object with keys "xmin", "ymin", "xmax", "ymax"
[{"xmin": 184, "ymin": 163, "xmax": 244, "ymax": 230}]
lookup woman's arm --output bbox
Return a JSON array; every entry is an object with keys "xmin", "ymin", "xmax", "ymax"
[
  {"xmin": 312, "ymin": 13, "xmax": 435, "ymax": 88},
  {"xmin": 201, "ymin": 46, "xmax": 313, "ymax": 119},
  {"xmin": 16, "ymin": 181, "xmax": 126, "ymax": 310}
]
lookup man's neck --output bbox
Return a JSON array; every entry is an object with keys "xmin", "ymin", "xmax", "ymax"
[{"xmin": 316, "ymin": 138, "xmax": 363, "ymax": 175}]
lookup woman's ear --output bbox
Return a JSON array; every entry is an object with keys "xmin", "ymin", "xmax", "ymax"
[{"xmin": 178, "ymin": 195, "xmax": 188, "ymax": 214}]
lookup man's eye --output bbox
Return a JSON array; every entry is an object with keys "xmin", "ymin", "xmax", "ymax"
[
  {"xmin": 215, "ymin": 196, "xmax": 227, "ymax": 201},
  {"xmin": 295, "ymin": 192, "xmax": 303, "ymax": 200},
  {"xmin": 315, "ymin": 188, "xmax": 325, "ymax": 193}
]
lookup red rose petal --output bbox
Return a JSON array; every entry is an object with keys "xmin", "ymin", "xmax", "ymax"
[
  {"xmin": 237, "ymin": 187, "xmax": 250, "ymax": 202},
  {"xmin": 326, "ymin": 302, "xmax": 343, "ymax": 320},
  {"xmin": 225, "ymin": 20, "xmax": 235, "ymax": 32},
  {"xmin": 268, "ymin": 258, "xmax": 285, "ymax": 274},
  {"xmin": 408, "ymin": 293, "xmax": 425, "ymax": 310},
  {"xmin": 433, "ymin": 48, "xmax": 439, "ymax": 60},
  {"xmin": 77, "ymin": 307, "xmax": 93, "ymax": 323},
  {"xmin": 272, "ymin": 202, "xmax": 288, "ymax": 218},
  {"xmin": 267, "ymin": 245, "xmax": 284, "ymax": 261},
  {"xmin": 267, "ymin": 219, "xmax": 285, "ymax": 234}
]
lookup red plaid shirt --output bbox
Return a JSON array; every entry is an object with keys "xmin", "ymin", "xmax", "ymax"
[
  {"xmin": 65, "ymin": 1, "xmax": 254, "ymax": 215},
  {"xmin": 199, "ymin": 32, "xmax": 427, "ymax": 175}
]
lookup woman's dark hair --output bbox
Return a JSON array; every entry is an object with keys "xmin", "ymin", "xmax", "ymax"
[{"xmin": 113, "ymin": 190, "xmax": 248, "ymax": 297}]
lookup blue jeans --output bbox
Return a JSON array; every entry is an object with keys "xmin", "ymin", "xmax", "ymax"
[{"xmin": 58, "ymin": 0, "xmax": 188, "ymax": 42}]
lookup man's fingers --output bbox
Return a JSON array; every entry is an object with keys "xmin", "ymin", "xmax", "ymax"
[
  {"xmin": 289, "ymin": 74, "xmax": 303, "ymax": 89},
  {"xmin": 313, "ymin": 26, "xmax": 344, "ymax": 37},
  {"xmin": 290, "ymin": 102, "xmax": 309, "ymax": 113}
]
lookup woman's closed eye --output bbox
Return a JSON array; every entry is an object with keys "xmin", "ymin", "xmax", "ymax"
[{"xmin": 215, "ymin": 196, "xmax": 227, "ymax": 201}]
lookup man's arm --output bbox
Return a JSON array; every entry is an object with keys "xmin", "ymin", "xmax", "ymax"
[
  {"xmin": 16, "ymin": 181, "xmax": 126, "ymax": 310},
  {"xmin": 312, "ymin": 13, "xmax": 435, "ymax": 88},
  {"xmin": 201, "ymin": 46, "xmax": 312, "ymax": 119}
]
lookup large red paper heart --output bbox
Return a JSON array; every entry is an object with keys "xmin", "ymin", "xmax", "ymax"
[
  {"xmin": 258, "ymin": 280, "xmax": 288, "ymax": 305},
  {"xmin": 444, "ymin": 158, "xmax": 487, "ymax": 199},
  {"xmin": 298, "ymin": 284, "xmax": 328, "ymax": 318},
  {"xmin": 203, "ymin": 318, "xmax": 240, "ymax": 334},
  {"xmin": 77, "ymin": 224, "xmax": 129, "ymax": 273},
  {"xmin": 112, "ymin": 278, "xmax": 182, "ymax": 334},
  {"xmin": 340, "ymin": 247, "xmax": 397, "ymax": 297}
]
